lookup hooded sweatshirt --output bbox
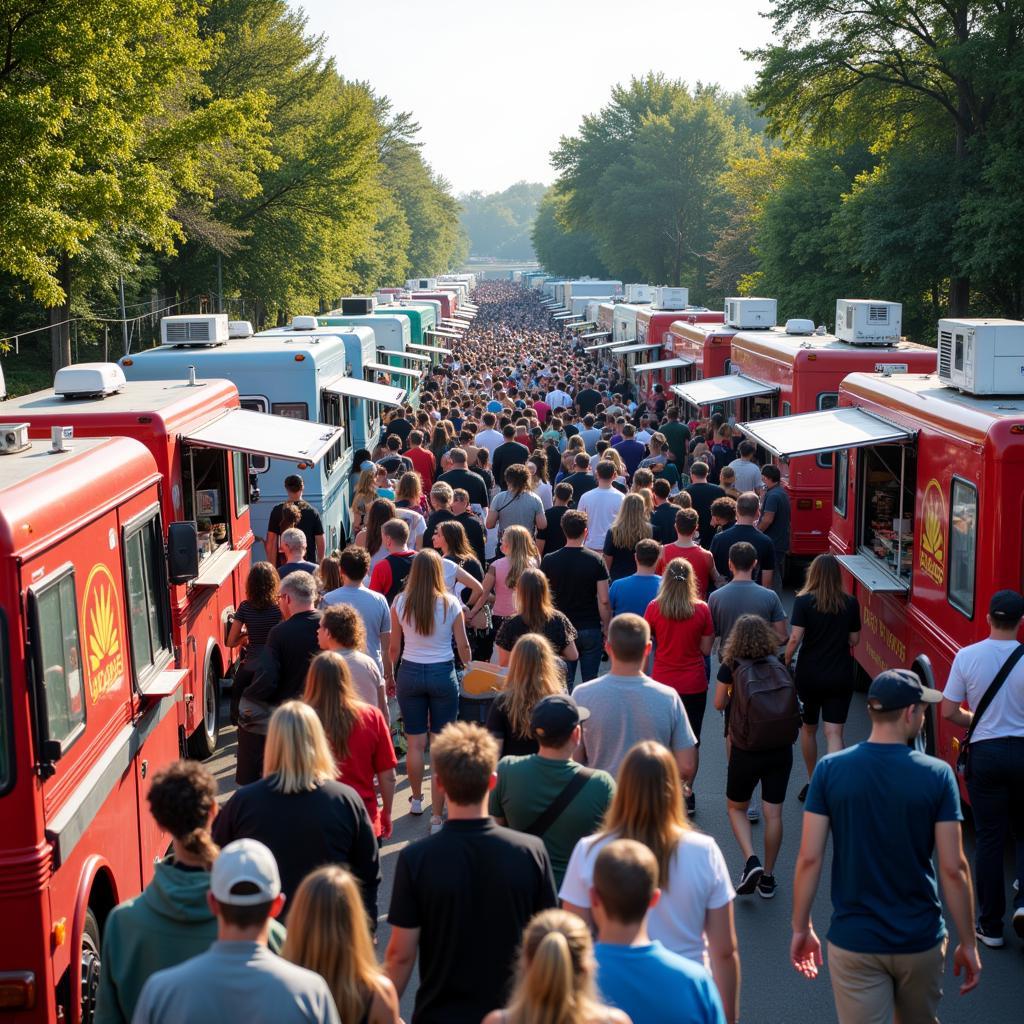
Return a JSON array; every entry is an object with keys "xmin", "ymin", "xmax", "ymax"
[{"xmin": 94, "ymin": 858, "xmax": 285, "ymax": 1024}]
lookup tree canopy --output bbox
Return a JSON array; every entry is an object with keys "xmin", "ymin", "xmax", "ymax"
[{"xmin": 460, "ymin": 182, "xmax": 546, "ymax": 259}]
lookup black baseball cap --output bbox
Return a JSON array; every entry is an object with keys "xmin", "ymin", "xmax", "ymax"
[
  {"xmin": 531, "ymin": 694, "xmax": 590, "ymax": 740},
  {"xmin": 989, "ymin": 590, "xmax": 1024, "ymax": 623},
  {"xmin": 867, "ymin": 669, "xmax": 942, "ymax": 712}
]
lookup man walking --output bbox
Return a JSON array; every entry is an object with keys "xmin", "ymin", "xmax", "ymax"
[
  {"xmin": 728, "ymin": 441, "xmax": 763, "ymax": 495},
  {"xmin": 491, "ymin": 423, "xmax": 530, "ymax": 487},
  {"xmin": 265, "ymin": 474, "xmax": 325, "ymax": 566},
  {"xmin": 791, "ymin": 669, "xmax": 981, "ymax": 1022},
  {"xmin": 710, "ymin": 492, "xmax": 776, "ymax": 589},
  {"xmin": 941, "ymin": 589, "xmax": 1024, "ymax": 945},
  {"xmin": 275, "ymin": 528, "xmax": 318, "ymax": 579},
  {"xmin": 685, "ymin": 462, "xmax": 725, "ymax": 550},
  {"xmin": 758, "ymin": 464, "xmax": 790, "ymax": 593},
  {"xmin": 708, "ymin": 543, "xmax": 787, "ymax": 649},
  {"xmin": 438, "ymin": 447, "xmax": 489, "ymax": 513},
  {"xmin": 578, "ymin": 461, "xmax": 624, "ymax": 552},
  {"xmin": 609, "ymin": 539, "xmax": 663, "ymax": 617}
]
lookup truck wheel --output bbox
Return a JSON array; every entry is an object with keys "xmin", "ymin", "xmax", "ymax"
[
  {"xmin": 187, "ymin": 660, "xmax": 220, "ymax": 760},
  {"xmin": 80, "ymin": 908, "xmax": 101, "ymax": 1024}
]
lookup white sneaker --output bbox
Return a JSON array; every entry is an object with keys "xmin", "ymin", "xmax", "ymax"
[
  {"xmin": 747, "ymin": 792, "xmax": 761, "ymax": 823},
  {"xmin": 409, "ymin": 796, "xmax": 424, "ymax": 815},
  {"xmin": 430, "ymin": 816, "xmax": 444, "ymax": 834}
]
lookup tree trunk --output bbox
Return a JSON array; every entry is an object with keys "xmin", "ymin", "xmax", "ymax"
[
  {"xmin": 49, "ymin": 254, "xmax": 73, "ymax": 373},
  {"xmin": 949, "ymin": 84, "xmax": 971, "ymax": 317}
]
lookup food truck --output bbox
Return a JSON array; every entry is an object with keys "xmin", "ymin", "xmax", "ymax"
[
  {"xmin": 0, "ymin": 433, "xmax": 186, "ymax": 1024},
  {"xmin": 632, "ymin": 308, "xmax": 726, "ymax": 400},
  {"xmin": 673, "ymin": 301, "xmax": 935, "ymax": 556},
  {"xmin": 735, "ymin": 317, "xmax": 1024, "ymax": 775}
]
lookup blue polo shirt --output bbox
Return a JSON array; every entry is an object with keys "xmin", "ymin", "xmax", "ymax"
[{"xmin": 609, "ymin": 573, "xmax": 662, "ymax": 618}]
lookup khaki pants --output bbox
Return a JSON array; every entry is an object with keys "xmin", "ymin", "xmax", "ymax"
[{"xmin": 827, "ymin": 939, "xmax": 947, "ymax": 1024}]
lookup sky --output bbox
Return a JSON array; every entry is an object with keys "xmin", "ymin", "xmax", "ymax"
[{"xmin": 300, "ymin": 0, "xmax": 776, "ymax": 196}]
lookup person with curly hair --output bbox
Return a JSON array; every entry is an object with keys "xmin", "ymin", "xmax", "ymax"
[{"xmin": 226, "ymin": 561, "xmax": 282, "ymax": 725}]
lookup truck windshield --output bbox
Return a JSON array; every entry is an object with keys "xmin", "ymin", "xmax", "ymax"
[{"xmin": 0, "ymin": 610, "xmax": 9, "ymax": 794}]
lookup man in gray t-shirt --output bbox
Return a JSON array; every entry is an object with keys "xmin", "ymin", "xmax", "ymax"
[
  {"xmin": 574, "ymin": 614, "xmax": 697, "ymax": 778},
  {"xmin": 708, "ymin": 543, "xmax": 788, "ymax": 647}
]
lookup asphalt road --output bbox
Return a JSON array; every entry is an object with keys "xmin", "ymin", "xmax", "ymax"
[{"xmin": 207, "ymin": 601, "xmax": 1023, "ymax": 1022}]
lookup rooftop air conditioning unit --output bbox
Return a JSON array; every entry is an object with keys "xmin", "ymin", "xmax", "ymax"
[
  {"xmin": 291, "ymin": 315, "xmax": 319, "ymax": 331},
  {"xmin": 228, "ymin": 320, "xmax": 253, "ymax": 339},
  {"xmin": 654, "ymin": 286, "xmax": 689, "ymax": 310},
  {"xmin": 407, "ymin": 278, "xmax": 436, "ymax": 290},
  {"xmin": 54, "ymin": 362, "xmax": 127, "ymax": 398},
  {"xmin": 0, "ymin": 422, "xmax": 30, "ymax": 455},
  {"xmin": 725, "ymin": 297, "xmax": 777, "ymax": 330},
  {"xmin": 835, "ymin": 299, "xmax": 902, "ymax": 345},
  {"xmin": 784, "ymin": 318, "xmax": 816, "ymax": 336},
  {"xmin": 937, "ymin": 319, "xmax": 1024, "ymax": 395},
  {"xmin": 341, "ymin": 296, "xmax": 375, "ymax": 316},
  {"xmin": 161, "ymin": 314, "xmax": 229, "ymax": 346},
  {"xmin": 624, "ymin": 284, "xmax": 654, "ymax": 303}
]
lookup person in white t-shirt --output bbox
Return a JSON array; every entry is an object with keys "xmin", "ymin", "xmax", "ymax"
[
  {"xmin": 545, "ymin": 382, "xmax": 572, "ymax": 409},
  {"xmin": 941, "ymin": 588, "xmax": 1024, "ymax": 946},
  {"xmin": 474, "ymin": 412, "xmax": 504, "ymax": 457},
  {"xmin": 728, "ymin": 441, "xmax": 764, "ymax": 496},
  {"xmin": 560, "ymin": 740, "xmax": 739, "ymax": 1021},
  {"xmin": 577, "ymin": 461, "xmax": 625, "ymax": 551}
]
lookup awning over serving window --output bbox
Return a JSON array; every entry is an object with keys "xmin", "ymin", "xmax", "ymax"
[
  {"xmin": 671, "ymin": 374, "xmax": 778, "ymax": 407},
  {"xmin": 736, "ymin": 406, "xmax": 915, "ymax": 459},
  {"xmin": 323, "ymin": 376, "xmax": 405, "ymax": 409},
  {"xmin": 408, "ymin": 342, "xmax": 448, "ymax": 355},
  {"xmin": 632, "ymin": 356, "xmax": 694, "ymax": 374},
  {"xmin": 364, "ymin": 360, "xmax": 423, "ymax": 381},
  {"xmin": 584, "ymin": 338, "xmax": 622, "ymax": 352},
  {"xmin": 181, "ymin": 409, "xmax": 342, "ymax": 464},
  {"xmin": 612, "ymin": 342, "xmax": 661, "ymax": 355},
  {"xmin": 379, "ymin": 349, "xmax": 430, "ymax": 364},
  {"xmin": 580, "ymin": 331, "xmax": 612, "ymax": 340},
  {"xmin": 425, "ymin": 329, "xmax": 460, "ymax": 341}
]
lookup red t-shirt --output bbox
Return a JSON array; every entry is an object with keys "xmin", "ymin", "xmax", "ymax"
[
  {"xmin": 336, "ymin": 704, "xmax": 398, "ymax": 836},
  {"xmin": 644, "ymin": 599, "xmax": 714, "ymax": 695},
  {"xmin": 533, "ymin": 400, "xmax": 551, "ymax": 423},
  {"xmin": 406, "ymin": 446, "xmax": 436, "ymax": 489},
  {"xmin": 657, "ymin": 543, "xmax": 714, "ymax": 599}
]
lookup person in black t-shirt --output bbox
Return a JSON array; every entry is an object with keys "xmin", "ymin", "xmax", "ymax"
[
  {"xmin": 265, "ymin": 474, "xmax": 325, "ymax": 566},
  {"xmin": 561, "ymin": 452, "xmax": 598, "ymax": 505},
  {"xmin": 576, "ymin": 376, "xmax": 602, "ymax": 416},
  {"xmin": 710, "ymin": 491, "xmax": 776, "ymax": 588},
  {"xmin": 377, "ymin": 434, "xmax": 414, "ymax": 478},
  {"xmin": 536, "ymin": 481, "xmax": 573, "ymax": 555},
  {"xmin": 438, "ymin": 448, "xmax": 489, "ymax": 509},
  {"xmin": 649, "ymin": 478, "xmax": 677, "ymax": 543},
  {"xmin": 422, "ymin": 481, "xmax": 458, "ymax": 552},
  {"xmin": 384, "ymin": 409, "xmax": 413, "ymax": 447},
  {"xmin": 492, "ymin": 424, "xmax": 530, "ymax": 487},
  {"xmin": 450, "ymin": 490, "xmax": 488, "ymax": 566},
  {"xmin": 684, "ymin": 461, "xmax": 725, "ymax": 550},
  {"xmin": 385, "ymin": 723, "xmax": 557, "ymax": 1024}
]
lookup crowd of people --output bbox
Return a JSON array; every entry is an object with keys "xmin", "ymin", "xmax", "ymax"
[{"xmin": 90, "ymin": 281, "xmax": 1023, "ymax": 1024}]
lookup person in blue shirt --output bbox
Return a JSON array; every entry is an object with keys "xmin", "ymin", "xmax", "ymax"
[
  {"xmin": 608, "ymin": 539, "xmax": 662, "ymax": 617},
  {"xmin": 790, "ymin": 669, "xmax": 981, "ymax": 1023},
  {"xmin": 591, "ymin": 838, "xmax": 727, "ymax": 1024}
]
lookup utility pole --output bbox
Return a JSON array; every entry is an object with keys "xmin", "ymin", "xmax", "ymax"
[
  {"xmin": 119, "ymin": 275, "xmax": 129, "ymax": 354},
  {"xmin": 217, "ymin": 254, "xmax": 223, "ymax": 314}
]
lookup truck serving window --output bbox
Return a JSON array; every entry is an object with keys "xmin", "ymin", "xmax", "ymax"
[
  {"xmin": 233, "ymin": 450, "xmax": 250, "ymax": 517},
  {"xmin": 239, "ymin": 397, "xmax": 269, "ymax": 472},
  {"xmin": 32, "ymin": 568, "xmax": 86, "ymax": 754},
  {"xmin": 816, "ymin": 394, "xmax": 840, "ymax": 468},
  {"xmin": 183, "ymin": 448, "xmax": 232, "ymax": 564},
  {"xmin": 833, "ymin": 449, "xmax": 849, "ymax": 517},
  {"xmin": 320, "ymin": 392, "xmax": 350, "ymax": 476},
  {"xmin": 948, "ymin": 479, "xmax": 977, "ymax": 618},
  {"xmin": 124, "ymin": 514, "xmax": 172, "ymax": 682},
  {"xmin": 0, "ymin": 610, "xmax": 10, "ymax": 795},
  {"xmin": 859, "ymin": 444, "xmax": 917, "ymax": 586}
]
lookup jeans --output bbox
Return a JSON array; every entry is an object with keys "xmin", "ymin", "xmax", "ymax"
[
  {"xmin": 966, "ymin": 736, "xmax": 1024, "ymax": 933},
  {"xmin": 396, "ymin": 659, "xmax": 459, "ymax": 736},
  {"xmin": 771, "ymin": 552, "xmax": 787, "ymax": 595},
  {"xmin": 572, "ymin": 627, "xmax": 604, "ymax": 689}
]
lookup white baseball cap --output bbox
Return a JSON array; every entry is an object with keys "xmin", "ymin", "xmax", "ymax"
[{"xmin": 210, "ymin": 839, "xmax": 281, "ymax": 906}]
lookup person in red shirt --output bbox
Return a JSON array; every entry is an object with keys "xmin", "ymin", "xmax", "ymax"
[
  {"xmin": 369, "ymin": 520, "xmax": 416, "ymax": 603},
  {"xmin": 644, "ymin": 557, "xmax": 714, "ymax": 817},
  {"xmin": 304, "ymin": 650, "xmax": 398, "ymax": 838},
  {"xmin": 405, "ymin": 429, "xmax": 436, "ymax": 491},
  {"xmin": 656, "ymin": 507, "xmax": 719, "ymax": 599},
  {"xmin": 533, "ymin": 394, "xmax": 552, "ymax": 425}
]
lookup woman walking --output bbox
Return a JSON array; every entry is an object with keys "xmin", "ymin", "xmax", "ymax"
[
  {"xmin": 527, "ymin": 453, "xmax": 553, "ymax": 510},
  {"xmin": 603, "ymin": 493, "xmax": 653, "ymax": 582},
  {"xmin": 433, "ymin": 520, "xmax": 490, "ymax": 661},
  {"xmin": 390, "ymin": 550, "xmax": 472, "ymax": 831},
  {"xmin": 471, "ymin": 525, "xmax": 540, "ymax": 645},
  {"xmin": 487, "ymin": 464, "xmax": 547, "ymax": 539},
  {"xmin": 225, "ymin": 562, "xmax": 282, "ymax": 726},
  {"xmin": 355, "ymin": 498, "xmax": 399, "ymax": 575},
  {"xmin": 494, "ymin": 568, "xmax": 578, "ymax": 672},
  {"xmin": 784, "ymin": 553, "xmax": 861, "ymax": 800}
]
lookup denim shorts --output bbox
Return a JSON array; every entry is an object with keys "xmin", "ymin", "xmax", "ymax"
[{"xmin": 396, "ymin": 659, "xmax": 459, "ymax": 735}]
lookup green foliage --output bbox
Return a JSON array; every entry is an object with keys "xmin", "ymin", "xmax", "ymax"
[
  {"xmin": 530, "ymin": 190, "xmax": 609, "ymax": 280},
  {"xmin": 459, "ymin": 182, "xmax": 547, "ymax": 259}
]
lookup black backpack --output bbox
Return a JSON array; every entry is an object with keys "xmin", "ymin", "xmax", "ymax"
[{"xmin": 728, "ymin": 656, "xmax": 802, "ymax": 752}]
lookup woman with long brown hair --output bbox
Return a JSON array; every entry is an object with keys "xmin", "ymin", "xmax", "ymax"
[
  {"xmin": 494, "ymin": 568, "xmax": 578, "ymax": 671},
  {"xmin": 355, "ymin": 497, "xmax": 398, "ymax": 572},
  {"xmin": 560, "ymin": 741, "xmax": 739, "ymax": 1022},
  {"xmin": 784, "ymin": 553, "xmax": 861, "ymax": 799},
  {"xmin": 304, "ymin": 651, "xmax": 397, "ymax": 839},
  {"xmin": 284, "ymin": 866, "xmax": 400, "ymax": 1024},
  {"xmin": 433, "ymin": 520, "xmax": 489, "ymax": 659},
  {"xmin": 226, "ymin": 561, "xmax": 282, "ymax": 728},
  {"xmin": 471, "ymin": 524, "xmax": 540, "ymax": 647},
  {"xmin": 485, "ymin": 633, "xmax": 566, "ymax": 757},
  {"xmin": 603, "ymin": 493, "xmax": 653, "ymax": 581},
  {"xmin": 482, "ymin": 909, "xmax": 627, "ymax": 1024},
  {"xmin": 392, "ymin": 471, "xmax": 426, "ymax": 545},
  {"xmin": 487, "ymin": 463, "xmax": 547, "ymax": 538},
  {"xmin": 644, "ymin": 558, "xmax": 714, "ymax": 812},
  {"xmin": 390, "ymin": 549, "xmax": 472, "ymax": 830}
]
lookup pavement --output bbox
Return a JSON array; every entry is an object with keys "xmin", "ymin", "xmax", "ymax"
[{"xmin": 207, "ymin": 595, "xmax": 1024, "ymax": 1022}]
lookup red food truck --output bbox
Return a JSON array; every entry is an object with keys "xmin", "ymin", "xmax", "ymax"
[
  {"xmin": 410, "ymin": 290, "xmax": 457, "ymax": 320},
  {"xmin": 0, "ymin": 363, "xmax": 342, "ymax": 759},
  {"xmin": 0, "ymin": 431, "xmax": 187, "ymax": 1023},
  {"xmin": 735, "ymin": 317, "xmax": 1024, "ymax": 775},
  {"xmin": 633, "ymin": 308, "xmax": 725, "ymax": 402}
]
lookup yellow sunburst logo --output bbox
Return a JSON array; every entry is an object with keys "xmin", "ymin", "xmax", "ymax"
[
  {"xmin": 82, "ymin": 563, "xmax": 126, "ymax": 703},
  {"xmin": 919, "ymin": 480, "xmax": 946, "ymax": 586}
]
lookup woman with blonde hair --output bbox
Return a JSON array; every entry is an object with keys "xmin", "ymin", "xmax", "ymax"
[
  {"xmin": 212, "ymin": 701, "xmax": 380, "ymax": 921},
  {"xmin": 284, "ymin": 866, "xmax": 400, "ymax": 1023},
  {"xmin": 784, "ymin": 553, "xmax": 861, "ymax": 799},
  {"xmin": 494, "ymin": 568, "xmax": 578, "ymax": 671},
  {"xmin": 600, "ymin": 447, "xmax": 628, "ymax": 490},
  {"xmin": 349, "ymin": 468, "xmax": 378, "ymax": 536},
  {"xmin": 644, "ymin": 558, "xmax": 714, "ymax": 811},
  {"xmin": 304, "ymin": 651, "xmax": 397, "ymax": 839},
  {"xmin": 630, "ymin": 467, "xmax": 655, "ymax": 513},
  {"xmin": 470, "ymin": 525, "xmax": 540, "ymax": 645},
  {"xmin": 487, "ymin": 464, "xmax": 547, "ymax": 538},
  {"xmin": 482, "ymin": 909, "xmax": 628, "ymax": 1024},
  {"xmin": 485, "ymin": 633, "xmax": 566, "ymax": 757},
  {"xmin": 602, "ymin": 493, "xmax": 653, "ymax": 581},
  {"xmin": 560, "ymin": 742, "xmax": 739, "ymax": 1022},
  {"xmin": 395, "ymin": 468, "xmax": 428, "ymax": 516},
  {"xmin": 390, "ymin": 549, "xmax": 472, "ymax": 830},
  {"xmin": 527, "ymin": 453, "xmax": 553, "ymax": 509}
]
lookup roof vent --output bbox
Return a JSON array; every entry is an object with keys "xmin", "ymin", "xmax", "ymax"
[
  {"xmin": 0, "ymin": 422, "xmax": 30, "ymax": 456},
  {"xmin": 291, "ymin": 316, "xmax": 319, "ymax": 331},
  {"xmin": 54, "ymin": 362, "xmax": 127, "ymax": 399},
  {"xmin": 784, "ymin": 318, "xmax": 816, "ymax": 336},
  {"xmin": 341, "ymin": 296, "xmax": 375, "ymax": 316},
  {"xmin": 161, "ymin": 314, "xmax": 229, "ymax": 346},
  {"xmin": 228, "ymin": 320, "xmax": 254, "ymax": 338}
]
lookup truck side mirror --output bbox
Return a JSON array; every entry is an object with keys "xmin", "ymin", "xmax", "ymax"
[
  {"xmin": 167, "ymin": 521, "xmax": 200, "ymax": 584},
  {"xmin": 248, "ymin": 469, "xmax": 260, "ymax": 503}
]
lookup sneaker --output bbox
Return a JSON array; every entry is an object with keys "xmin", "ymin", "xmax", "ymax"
[
  {"xmin": 757, "ymin": 873, "xmax": 777, "ymax": 899},
  {"xmin": 747, "ymin": 793, "xmax": 761, "ymax": 823},
  {"xmin": 409, "ymin": 796, "xmax": 424, "ymax": 816},
  {"xmin": 685, "ymin": 791, "xmax": 696, "ymax": 818},
  {"xmin": 1013, "ymin": 907, "xmax": 1024, "ymax": 941},
  {"xmin": 798, "ymin": 783, "xmax": 809, "ymax": 803},
  {"xmin": 736, "ymin": 856, "xmax": 763, "ymax": 896},
  {"xmin": 975, "ymin": 924, "xmax": 1004, "ymax": 948},
  {"xmin": 430, "ymin": 815, "xmax": 444, "ymax": 835}
]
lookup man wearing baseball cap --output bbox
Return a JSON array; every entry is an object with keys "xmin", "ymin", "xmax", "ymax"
[
  {"xmin": 490, "ymin": 694, "xmax": 615, "ymax": 887},
  {"xmin": 790, "ymin": 669, "xmax": 980, "ymax": 1022},
  {"xmin": 133, "ymin": 840, "xmax": 339, "ymax": 1024},
  {"xmin": 942, "ymin": 589, "xmax": 1024, "ymax": 947}
]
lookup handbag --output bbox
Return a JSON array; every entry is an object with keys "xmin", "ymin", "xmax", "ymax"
[
  {"xmin": 955, "ymin": 643, "xmax": 1024, "ymax": 779},
  {"xmin": 237, "ymin": 695, "xmax": 273, "ymax": 736}
]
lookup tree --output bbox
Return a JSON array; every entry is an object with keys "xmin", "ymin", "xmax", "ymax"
[
  {"xmin": 530, "ymin": 190, "xmax": 609, "ymax": 279},
  {"xmin": 459, "ymin": 182, "xmax": 547, "ymax": 259}
]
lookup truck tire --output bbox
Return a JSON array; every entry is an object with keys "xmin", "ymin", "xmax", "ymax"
[
  {"xmin": 186, "ymin": 658, "xmax": 220, "ymax": 759},
  {"xmin": 80, "ymin": 908, "xmax": 101, "ymax": 1024}
]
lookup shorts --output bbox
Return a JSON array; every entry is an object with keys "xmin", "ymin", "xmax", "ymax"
[
  {"xmin": 396, "ymin": 659, "xmax": 459, "ymax": 736},
  {"xmin": 798, "ymin": 683, "xmax": 853, "ymax": 726},
  {"xmin": 726, "ymin": 744, "xmax": 793, "ymax": 805},
  {"xmin": 680, "ymin": 691, "xmax": 708, "ymax": 745}
]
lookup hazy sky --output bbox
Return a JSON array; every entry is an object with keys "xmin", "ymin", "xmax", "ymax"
[{"xmin": 300, "ymin": 0, "xmax": 775, "ymax": 195}]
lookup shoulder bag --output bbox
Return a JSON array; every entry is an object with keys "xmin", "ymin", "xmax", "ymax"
[
  {"xmin": 956, "ymin": 642, "xmax": 1024, "ymax": 779},
  {"xmin": 522, "ymin": 768, "xmax": 596, "ymax": 837}
]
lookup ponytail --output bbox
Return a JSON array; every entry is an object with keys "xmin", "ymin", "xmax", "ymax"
[
  {"xmin": 520, "ymin": 932, "xmax": 575, "ymax": 1024},
  {"xmin": 180, "ymin": 827, "xmax": 219, "ymax": 871}
]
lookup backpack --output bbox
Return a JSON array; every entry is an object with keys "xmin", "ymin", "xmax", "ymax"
[{"xmin": 728, "ymin": 656, "xmax": 802, "ymax": 752}]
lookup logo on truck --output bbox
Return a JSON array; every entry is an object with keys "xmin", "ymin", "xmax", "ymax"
[
  {"xmin": 919, "ymin": 480, "xmax": 946, "ymax": 586},
  {"xmin": 82, "ymin": 562, "xmax": 125, "ymax": 703}
]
